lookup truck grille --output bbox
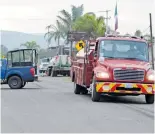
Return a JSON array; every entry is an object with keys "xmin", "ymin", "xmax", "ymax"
[{"xmin": 113, "ymin": 69, "xmax": 145, "ymax": 81}]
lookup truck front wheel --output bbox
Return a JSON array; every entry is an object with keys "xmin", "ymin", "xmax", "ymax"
[
  {"xmin": 8, "ymin": 76, "xmax": 22, "ymax": 89},
  {"xmin": 91, "ymin": 76, "xmax": 101, "ymax": 102},
  {"xmin": 145, "ymin": 94, "xmax": 154, "ymax": 104}
]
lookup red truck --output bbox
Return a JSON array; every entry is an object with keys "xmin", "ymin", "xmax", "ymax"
[{"xmin": 70, "ymin": 35, "xmax": 155, "ymax": 104}]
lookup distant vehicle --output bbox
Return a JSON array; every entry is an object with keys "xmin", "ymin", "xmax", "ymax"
[
  {"xmin": 39, "ymin": 57, "xmax": 50, "ymax": 73},
  {"xmin": 46, "ymin": 55, "xmax": 71, "ymax": 77},
  {"xmin": 0, "ymin": 49, "xmax": 38, "ymax": 89},
  {"xmin": 71, "ymin": 34, "xmax": 155, "ymax": 104}
]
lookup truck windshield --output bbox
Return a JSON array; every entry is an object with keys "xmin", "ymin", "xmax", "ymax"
[{"xmin": 100, "ymin": 40, "xmax": 149, "ymax": 62}]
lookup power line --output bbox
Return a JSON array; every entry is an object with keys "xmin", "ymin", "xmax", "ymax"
[
  {"xmin": 97, "ymin": 10, "xmax": 111, "ymax": 34},
  {"xmin": 142, "ymin": 26, "xmax": 150, "ymax": 34}
]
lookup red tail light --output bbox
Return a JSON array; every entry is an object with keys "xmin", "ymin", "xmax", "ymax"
[{"xmin": 30, "ymin": 68, "xmax": 35, "ymax": 76}]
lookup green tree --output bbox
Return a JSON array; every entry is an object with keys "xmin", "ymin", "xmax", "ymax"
[
  {"xmin": 45, "ymin": 4, "xmax": 84, "ymax": 46},
  {"xmin": 57, "ymin": 4, "xmax": 84, "ymax": 28},
  {"xmin": 55, "ymin": 4, "xmax": 84, "ymax": 39},
  {"xmin": 134, "ymin": 30, "xmax": 142, "ymax": 37},
  {"xmin": 72, "ymin": 13, "xmax": 106, "ymax": 38},
  {"xmin": 45, "ymin": 20, "xmax": 65, "ymax": 46},
  {"xmin": 20, "ymin": 41, "xmax": 40, "ymax": 51},
  {"xmin": 45, "ymin": 21, "xmax": 66, "ymax": 54}
]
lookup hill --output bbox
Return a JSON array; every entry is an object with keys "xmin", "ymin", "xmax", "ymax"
[{"xmin": 0, "ymin": 30, "xmax": 61, "ymax": 50}]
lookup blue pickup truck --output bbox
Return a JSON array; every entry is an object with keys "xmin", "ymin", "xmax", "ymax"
[{"xmin": 0, "ymin": 49, "xmax": 38, "ymax": 89}]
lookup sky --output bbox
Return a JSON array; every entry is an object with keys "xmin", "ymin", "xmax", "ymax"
[{"xmin": 0, "ymin": 0, "xmax": 154, "ymax": 35}]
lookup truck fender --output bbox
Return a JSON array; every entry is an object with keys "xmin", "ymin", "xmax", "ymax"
[{"xmin": 6, "ymin": 71, "xmax": 23, "ymax": 82}]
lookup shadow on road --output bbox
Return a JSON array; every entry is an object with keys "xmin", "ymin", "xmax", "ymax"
[
  {"xmin": 1, "ymin": 88, "xmax": 41, "ymax": 90},
  {"xmin": 81, "ymin": 93, "xmax": 146, "ymax": 104}
]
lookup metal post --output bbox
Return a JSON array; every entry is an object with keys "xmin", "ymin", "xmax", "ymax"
[
  {"xmin": 149, "ymin": 13, "xmax": 154, "ymax": 69},
  {"xmin": 47, "ymin": 25, "xmax": 50, "ymax": 48},
  {"xmin": 106, "ymin": 10, "xmax": 109, "ymax": 34},
  {"xmin": 98, "ymin": 10, "xmax": 111, "ymax": 35}
]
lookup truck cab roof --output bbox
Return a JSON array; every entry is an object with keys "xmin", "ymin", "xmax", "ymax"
[{"xmin": 96, "ymin": 35, "xmax": 147, "ymax": 43}]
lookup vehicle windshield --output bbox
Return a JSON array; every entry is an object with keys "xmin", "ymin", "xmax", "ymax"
[
  {"xmin": 99, "ymin": 40, "xmax": 149, "ymax": 62},
  {"xmin": 41, "ymin": 58, "xmax": 50, "ymax": 63}
]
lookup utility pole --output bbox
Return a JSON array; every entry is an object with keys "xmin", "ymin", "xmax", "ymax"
[
  {"xmin": 69, "ymin": 25, "xmax": 73, "ymax": 57},
  {"xmin": 98, "ymin": 10, "xmax": 111, "ymax": 34},
  {"xmin": 46, "ymin": 25, "xmax": 51, "ymax": 49},
  {"xmin": 149, "ymin": 13, "xmax": 154, "ymax": 69}
]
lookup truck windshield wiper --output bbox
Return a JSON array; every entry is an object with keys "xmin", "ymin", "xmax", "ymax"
[
  {"xmin": 125, "ymin": 57, "xmax": 145, "ymax": 61},
  {"xmin": 104, "ymin": 56, "xmax": 114, "ymax": 58}
]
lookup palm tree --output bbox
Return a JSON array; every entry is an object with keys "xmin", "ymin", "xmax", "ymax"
[
  {"xmin": 56, "ymin": 4, "xmax": 84, "ymax": 35},
  {"xmin": 20, "ymin": 41, "xmax": 40, "ymax": 51},
  {"xmin": 134, "ymin": 30, "xmax": 142, "ymax": 37},
  {"xmin": 45, "ymin": 5, "xmax": 84, "ymax": 55},
  {"xmin": 45, "ymin": 25, "xmax": 52, "ymax": 48},
  {"xmin": 45, "ymin": 20, "xmax": 66, "ymax": 54}
]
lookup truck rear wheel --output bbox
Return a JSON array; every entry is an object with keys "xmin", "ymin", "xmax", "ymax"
[
  {"xmin": 47, "ymin": 68, "xmax": 51, "ymax": 76},
  {"xmin": 8, "ymin": 76, "xmax": 22, "ymax": 89},
  {"xmin": 51, "ymin": 69, "xmax": 56, "ymax": 77},
  {"xmin": 145, "ymin": 94, "xmax": 154, "ymax": 104},
  {"xmin": 91, "ymin": 76, "xmax": 100, "ymax": 102},
  {"xmin": 21, "ymin": 82, "xmax": 26, "ymax": 88},
  {"xmin": 74, "ymin": 82, "xmax": 82, "ymax": 94}
]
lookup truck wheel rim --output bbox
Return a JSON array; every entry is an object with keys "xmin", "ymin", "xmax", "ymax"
[{"xmin": 12, "ymin": 79, "xmax": 18, "ymax": 86}]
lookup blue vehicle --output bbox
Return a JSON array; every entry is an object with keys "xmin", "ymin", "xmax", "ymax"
[{"xmin": 0, "ymin": 49, "xmax": 38, "ymax": 89}]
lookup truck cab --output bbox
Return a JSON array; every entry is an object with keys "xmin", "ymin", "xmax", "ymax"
[
  {"xmin": 39, "ymin": 57, "xmax": 50, "ymax": 73},
  {"xmin": 0, "ymin": 49, "xmax": 38, "ymax": 89},
  {"xmin": 71, "ymin": 35, "xmax": 155, "ymax": 104}
]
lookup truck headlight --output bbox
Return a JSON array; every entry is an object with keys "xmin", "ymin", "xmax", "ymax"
[
  {"xmin": 147, "ymin": 74, "xmax": 155, "ymax": 81},
  {"xmin": 96, "ymin": 72, "xmax": 109, "ymax": 78}
]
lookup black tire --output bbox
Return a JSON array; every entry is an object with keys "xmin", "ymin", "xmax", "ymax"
[
  {"xmin": 21, "ymin": 82, "xmax": 26, "ymax": 88},
  {"xmin": 81, "ymin": 88, "xmax": 88, "ymax": 94},
  {"xmin": 145, "ymin": 94, "xmax": 154, "ymax": 104},
  {"xmin": 8, "ymin": 76, "xmax": 22, "ymax": 89},
  {"xmin": 47, "ymin": 68, "xmax": 51, "ymax": 76},
  {"xmin": 68, "ymin": 72, "xmax": 70, "ymax": 77},
  {"xmin": 51, "ymin": 68, "xmax": 55, "ymax": 77},
  {"xmin": 91, "ymin": 76, "xmax": 100, "ymax": 102},
  {"xmin": 74, "ymin": 82, "xmax": 82, "ymax": 94}
]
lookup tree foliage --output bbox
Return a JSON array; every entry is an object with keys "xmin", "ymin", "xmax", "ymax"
[
  {"xmin": 73, "ymin": 13, "xmax": 106, "ymax": 38},
  {"xmin": 20, "ymin": 41, "xmax": 40, "ymax": 51},
  {"xmin": 45, "ymin": 4, "xmax": 84, "ymax": 45},
  {"xmin": 134, "ymin": 30, "xmax": 142, "ymax": 37},
  {"xmin": 45, "ymin": 20, "xmax": 66, "ymax": 46}
]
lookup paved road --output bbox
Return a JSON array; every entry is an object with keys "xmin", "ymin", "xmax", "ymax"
[{"xmin": 1, "ymin": 76, "xmax": 154, "ymax": 133}]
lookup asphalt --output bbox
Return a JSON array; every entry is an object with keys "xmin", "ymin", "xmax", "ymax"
[{"xmin": 1, "ymin": 76, "xmax": 154, "ymax": 133}]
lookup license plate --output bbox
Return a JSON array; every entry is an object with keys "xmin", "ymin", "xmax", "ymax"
[{"xmin": 125, "ymin": 83, "xmax": 133, "ymax": 88}]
